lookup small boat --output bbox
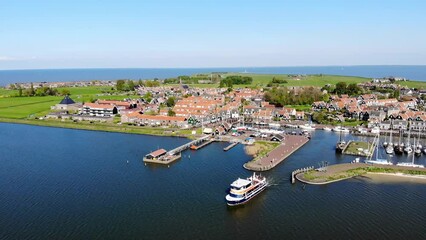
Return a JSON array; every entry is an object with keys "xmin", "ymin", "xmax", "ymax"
[
  {"xmin": 225, "ymin": 173, "xmax": 267, "ymax": 206},
  {"xmin": 299, "ymin": 124, "xmax": 316, "ymax": 131},
  {"xmin": 190, "ymin": 144, "xmax": 198, "ymax": 150},
  {"xmin": 404, "ymin": 145, "xmax": 412, "ymax": 154},
  {"xmin": 371, "ymin": 127, "xmax": 380, "ymax": 134},
  {"xmin": 332, "ymin": 126, "xmax": 350, "ymax": 133},
  {"xmin": 385, "ymin": 145, "xmax": 394, "ymax": 154},
  {"xmin": 323, "ymin": 127, "xmax": 332, "ymax": 131},
  {"xmin": 394, "ymin": 144, "xmax": 403, "ymax": 155},
  {"xmin": 335, "ymin": 126, "xmax": 346, "ymax": 153},
  {"xmin": 396, "ymin": 162, "xmax": 425, "ymax": 168}
]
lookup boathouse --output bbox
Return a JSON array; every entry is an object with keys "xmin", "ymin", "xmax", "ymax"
[{"xmin": 145, "ymin": 149, "xmax": 167, "ymax": 160}]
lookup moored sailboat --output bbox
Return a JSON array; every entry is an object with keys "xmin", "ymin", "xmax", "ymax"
[{"xmin": 365, "ymin": 134, "xmax": 393, "ymax": 166}]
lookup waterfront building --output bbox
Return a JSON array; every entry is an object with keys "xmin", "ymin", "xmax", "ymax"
[{"xmin": 82, "ymin": 103, "xmax": 117, "ymax": 117}]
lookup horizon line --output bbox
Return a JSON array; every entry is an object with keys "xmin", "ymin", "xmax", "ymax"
[{"xmin": 1, "ymin": 64, "xmax": 426, "ymax": 71}]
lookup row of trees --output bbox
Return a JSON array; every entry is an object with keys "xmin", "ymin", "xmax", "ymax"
[
  {"xmin": 219, "ymin": 76, "xmax": 253, "ymax": 88},
  {"xmin": 264, "ymin": 87, "xmax": 325, "ymax": 106},
  {"xmin": 116, "ymin": 79, "xmax": 160, "ymax": 91},
  {"xmin": 14, "ymin": 83, "xmax": 70, "ymax": 97},
  {"xmin": 333, "ymin": 82, "xmax": 362, "ymax": 95}
]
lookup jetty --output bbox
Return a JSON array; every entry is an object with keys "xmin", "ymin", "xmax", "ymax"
[
  {"xmin": 190, "ymin": 139, "xmax": 214, "ymax": 150},
  {"xmin": 243, "ymin": 135, "xmax": 310, "ymax": 171},
  {"xmin": 144, "ymin": 135, "xmax": 211, "ymax": 164},
  {"xmin": 223, "ymin": 142, "xmax": 239, "ymax": 151},
  {"xmin": 291, "ymin": 166, "xmax": 315, "ymax": 184},
  {"xmin": 295, "ymin": 163, "xmax": 426, "ymax": 185}
]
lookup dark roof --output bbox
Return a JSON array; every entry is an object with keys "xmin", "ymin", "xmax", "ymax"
[
  {"xmin": 270, "ymin": 134, "xmax": 285, "ymax": 141},
  {"xmin": 59, "ymin": 95, "xmax": 75, "ymax": 105}
]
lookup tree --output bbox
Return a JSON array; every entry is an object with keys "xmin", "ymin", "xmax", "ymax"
[
  {"xmin": 60, "ymin": 89, "xmax": 71, "ymax": 96},
  {"xmin": 116, "ymin": 80, "xmax": 126, "ymax": 91},
  {"xmin": 347, "ymin": 83, "xmax": 361, "ymax": 96},
  {"xmin": 143, "ymin": 92, "xmax": 153, "ymax": 103},
  {"xmin": 127, "ymin": 80, "xmax": 135, "ymax": 91},
  {"xmin": 335, "ymin": 82, "xmax": 347, "ymax": 95},
  {"xmin": 167, "ymin": 109, "xmax": 176, "ymax": 116},
  {"xmin": 393, "ymin": 90, "xmax": 400, "ymax": 99},
  {"xmin": 166, "ymin": 96, "xmax": 176, "ymax": 107},
  {"xmin": 18, "ymin": 86, "xmax": 23, "ymax": 97}
]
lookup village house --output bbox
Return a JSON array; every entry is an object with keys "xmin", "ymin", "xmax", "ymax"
[
  {"xmin": 82, "ymin": 103, "xmax": 118, "ymax": 117},
  {"xmin": 121, "ymin": 112, "xmax": 188, "ymax": 128}
]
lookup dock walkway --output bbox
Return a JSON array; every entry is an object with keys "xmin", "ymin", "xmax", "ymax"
[
  {"xmin": 144, "ymin": 135, "xmax": 211, "ymax": 165},
  {"xmin": 223, "ymin": 142, "xmax": 239, "ymax": 151},
  {"xmin": 168, "ymin": 135, "xmax": 210, "ymax": 155},
  {"xmin": 244, "ymin": 135, "xmax": 309, "ymax": 171}
]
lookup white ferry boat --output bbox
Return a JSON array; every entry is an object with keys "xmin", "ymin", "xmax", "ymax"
[{"xmin": 225, "ymin": 173, "xmax": 267, "ymax": 206}]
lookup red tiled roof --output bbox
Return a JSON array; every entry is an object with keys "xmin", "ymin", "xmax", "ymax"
[
  {"xmin": 84, "ymin": 103, "xmax": 115, "ymax": 110},
  {"xmin": 148, "ymin": 149, "xmax": 167, "ymax": 157}
]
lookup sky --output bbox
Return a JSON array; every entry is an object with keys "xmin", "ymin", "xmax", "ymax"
[{"xmin": 0, "ymin": 0, "xmax": 426, "ymax": 70}]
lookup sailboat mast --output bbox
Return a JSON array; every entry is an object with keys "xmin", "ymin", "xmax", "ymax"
[{"xmin": 376, "ymin": 134, "xmax": 379, "ymax": 160}]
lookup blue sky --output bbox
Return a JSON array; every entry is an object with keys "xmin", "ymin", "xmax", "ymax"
[{"xmin": 0, "ymin": 0, "xmax": 425, "ymax": 69}]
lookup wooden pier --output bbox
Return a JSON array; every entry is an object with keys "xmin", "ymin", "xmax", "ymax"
[
  {"xmin": 190, "ymin": 139, "xmax": 214, "ymax": 150},
  {"xmin": 223, "ymin": 142, "xmax": 239, "ymax": 151},
  {"xmin": 144, "ymin": 135, "xmax": 211, "ymax": 165},
  {"xmin": 168, "ymin": 135, "xmax": 211, "ymax": 155}
]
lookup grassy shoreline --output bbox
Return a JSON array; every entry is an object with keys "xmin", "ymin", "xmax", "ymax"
[
  {"xmin": 298, "ymin": 165, "xmax": 426, "ymax": 185},
  {"xmin": 0, "ymin": 118, "xmax": 199, "ymax": 139}
]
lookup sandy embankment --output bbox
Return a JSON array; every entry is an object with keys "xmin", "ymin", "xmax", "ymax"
[{"xmin": 363, "ymin": 172, "xmax": 426, "ymax": 184}]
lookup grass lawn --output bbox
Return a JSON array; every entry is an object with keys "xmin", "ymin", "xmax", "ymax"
[
  {"xmin": 0, "ymin": 117, "xmax": 196, "ymax": 138},
  {"xmin": 0, "ymin": 96, "xmax": 61, "ymax": 118},
  {"xmin": 223, "ymin": 73, "xmax": 371, "ymax": 87},
  {"xmin": 285, "ymin": 105, "xmax": 312, "ymax": 111},
  {"xmin": 0, "ymin": 86, "xmax": 141, "ymax": 119},
  {"xmin": 399, "ymin": 81, "xmax": 426, "ymax": 89}
]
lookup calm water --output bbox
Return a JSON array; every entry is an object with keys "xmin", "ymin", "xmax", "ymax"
[
  {"xmin": 1, "ymin": 65, "xmax": 426, "ymax": 86},
  {"xmin": 0, "ymin": 123, "xmax": 426, "ymax": 239}
]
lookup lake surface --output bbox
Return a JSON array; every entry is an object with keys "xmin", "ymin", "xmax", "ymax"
[
  {"xmin": 1, "ymin": 65, "xmax": 426, "ymax": 86},
  {"xmin": 0, "ymin": 123, "xmax": 426, "ymax": 239}
]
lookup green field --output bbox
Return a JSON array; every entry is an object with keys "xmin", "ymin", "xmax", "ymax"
[
  {"xmin": 0, "ymin": 86, "xmax": 140, "ymax": 119},
  {"xmin": 398, "ymin": 81, "xmax": 426, "ymax": 89},
  {"xmin": 223, "ymin": 73, "xmax": 371, "ymax": 87},
  {"xmin": 0, "ymin": 96, "xmax": 60, "ymax": 118}
]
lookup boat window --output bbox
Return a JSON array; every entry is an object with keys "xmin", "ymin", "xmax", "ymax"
[{"xmin": 230, "ymin": 193, "xmax": 243, "ymax": 198}]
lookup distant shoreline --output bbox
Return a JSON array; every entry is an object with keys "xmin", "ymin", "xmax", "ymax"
[{"xmin": 1, "ymin": 66, "xmax": 426, "ymax": 86}]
